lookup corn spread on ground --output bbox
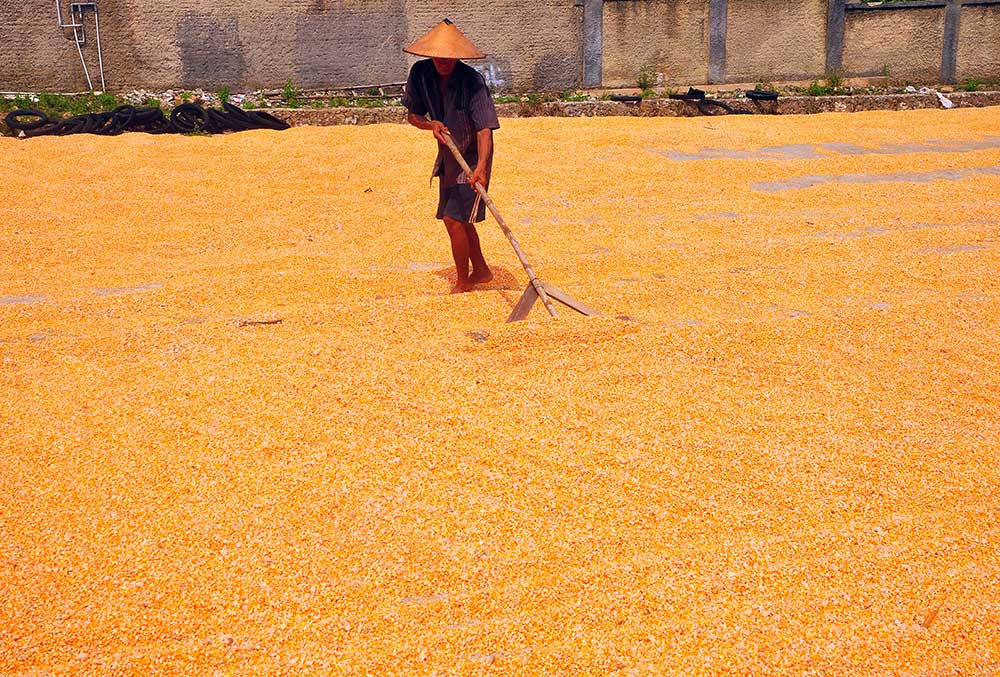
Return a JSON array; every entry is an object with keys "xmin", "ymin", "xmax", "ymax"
[{"xmin": 1, "ymin": 108, "xmax": 999, "ymax": 675}]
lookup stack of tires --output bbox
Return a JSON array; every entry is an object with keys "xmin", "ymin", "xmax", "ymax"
[{"xmin": 4, "ymin": 102, "xmax": 289, "ymax": 138}]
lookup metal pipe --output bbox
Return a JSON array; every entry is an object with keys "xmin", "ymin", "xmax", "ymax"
[
  {"xmin": 56, "ymin": 1, "xmax": 106, "ymax": 92},
  {"xmin": 96, "ymin": 5, "xmax": 105, "ymax": 90},
  {"xmin": 2, "ymin": 91, "xmax": 92, "ymax": 96},
  {"xmin": 71, "ymin": 4, "xmax": 85, "ymax": 45},
  {"xmin": 72, "ymin": 3, "xmax": 105, "ymax": 91},
  {"xmin": 72, "ymin": 15, "xmax": 94, "ymax": 91},
  {"xmin": 55, "ymin": 0, "xmax": 82, "ymax": 29},
  {"xmin": 88, "ymin": 3, "xmax": 106, "ymax": 90}
]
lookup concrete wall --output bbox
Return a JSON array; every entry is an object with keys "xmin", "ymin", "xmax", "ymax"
[
  {"xmin": 2, "ymin": 0, "xmax": 410, "ymax": 92},
  {"xmin": 602, "ymin": 0, "xmax": 711, "ymax": 88},
  {"xmin": 843, "ymin": 8, "xmax": 946, "ymax": 81},
  {"xmin": 0, "ymin": 0, "xmax": 583, "ymax": 93},
  {"xmin": 405, "ymin": 2, "xmax": 584, "ymax": 92},
  {"xmin": 725, "ymin": 0, "xmax": 828, "ymax": 83},
  {"xmin": 957, "ymin": 3, "xmax": 1000, "ymax": 80},
  {"xmin": 3, "ymin": 1, "xmax": 90, "ymax": 92},
  {"xmin": 1, "ymin": 1, "xmax": 999, "ymax": 93},
  {"xmin": 600, "ymin": 0, "xmax": 999, "ymax": 89}
]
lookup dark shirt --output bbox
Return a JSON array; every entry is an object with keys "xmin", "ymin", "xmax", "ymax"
[{"xmin": 402, "ymin": 59, "xmax": 500, "ymax": 189}]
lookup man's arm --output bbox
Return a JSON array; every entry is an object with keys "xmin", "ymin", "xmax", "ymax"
[
  {"xmin": 465, "ymin": 72, "xmax": 498, "ymax": 190},
  {"xmin": 407, "ymin": 112, "xmax": 450, "ymax": 145},
  {"xmin": 469, "ymin": 128, "xmax": 493, "ymax": 189}
]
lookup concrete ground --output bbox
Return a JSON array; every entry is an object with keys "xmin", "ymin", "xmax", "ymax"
[{"xmin": 1, "ymin": 108, "xmax": 998, "ymax": 675}]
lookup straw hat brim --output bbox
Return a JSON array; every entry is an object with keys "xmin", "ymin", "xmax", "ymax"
[{"xmin": 404, "ymin": 21, "xmax": 485, "ymax": 60}]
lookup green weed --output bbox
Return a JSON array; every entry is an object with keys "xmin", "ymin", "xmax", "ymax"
[
  {"xmin": 524, "ymin": 92, "xmax": 557, "ymax": 104},
  {"xmin": 282, "ymin": 80, "xmax": 302, "ymax": 108},
  {"xmin": 958, "ymin": 77, "xmax": 983, "ymax": 92},
  {"xmin": 804, "ymin": 80, "xmax": 827, "ymax": 96},
  {"xmin": 637, "ymin": 66, "xmax": 657, "ymax": 91}
]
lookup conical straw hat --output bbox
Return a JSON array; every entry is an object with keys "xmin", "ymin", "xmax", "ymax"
[{"xmin": 404, "ymin": 19, "xmax": 485, "ymax": 60}]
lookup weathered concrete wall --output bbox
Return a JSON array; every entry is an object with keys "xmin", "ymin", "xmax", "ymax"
[
  {"xmin": 602, "ymin": 0, "xmax": 711, "ymax": 88},
  {"xmin": 725, "ymin": 0, "xmax": 828, "ymax": 83},
  {"xmin": 2, "ymin": 1, "xmax": 1000, "ymax": 93},
  {"xmin": 2, "ymin": 1, "xmax": 90, "ymax": 91},
  {"xmin": 957, "ymin": 3, "xmax": 1000, "ymax": 80},
  {"xmin": 0, "ymin": 0, "xmax": 409, "ymax": 92},
  {"xmin": 843, "ymin": 8, "xmax": 945, "ymax": 81},
  {"xmin": 405, "ymin": 2, "xmax": 584, "ymax": 92},
  {"xmin": 0, "ymin": 0, "xmax": 581, "ymax": 93},
  {"xmin": 293, "ymin": 1, "xmax": 409, "ymax": 89}
]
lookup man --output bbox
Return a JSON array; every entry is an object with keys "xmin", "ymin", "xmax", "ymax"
[{"xmin": 402, "ymin": 19, "xmax": 500, "ymax": 293}]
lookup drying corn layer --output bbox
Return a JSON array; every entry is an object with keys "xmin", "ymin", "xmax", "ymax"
[{"xmin": 1, "ymin": 108, "xmax": 999, "ymax": 675}]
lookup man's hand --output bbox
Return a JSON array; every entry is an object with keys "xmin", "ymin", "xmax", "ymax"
[
  {"xmin": 468, "ymin": 165, "xmax": 487, "ymax": 189},
  {"xmin": 407, "ymin": 113, "xmax": 451, "ymax": 144},
  {"xmin": 430, "ymin": 120, "xmax": 450, "ymax": 145}
]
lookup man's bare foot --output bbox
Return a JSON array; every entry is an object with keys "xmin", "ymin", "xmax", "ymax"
[
  {"xmin": 469, "ymin": 268, "xmax": 494, "ymax": 284},
  {"xmin": 451, "ymin": 281, "xmax": 474, "ymax": 294}
]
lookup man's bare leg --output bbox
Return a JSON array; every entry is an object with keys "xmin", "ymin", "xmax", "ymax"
[
  {"xmin": 465, "ymin": 222, "xmax": 493, "ymax": 284},
  {"xmin": 443, "ymin": 216, "xmax": 474, "ymax": 293}
]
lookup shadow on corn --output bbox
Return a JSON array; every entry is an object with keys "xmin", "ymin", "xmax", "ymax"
[{"xmin": 432, "ymin": 266, "xmax": 521, "ymax": 293}]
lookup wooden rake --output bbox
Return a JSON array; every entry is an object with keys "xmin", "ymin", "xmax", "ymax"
[{"xmin": 442, "ymin": 133, "xmax": 600, "ymax": 323}]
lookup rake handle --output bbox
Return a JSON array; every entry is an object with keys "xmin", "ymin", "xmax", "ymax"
[{"xmin": 440, "ymin": 132, "xmax": 557, "ymax": 318}]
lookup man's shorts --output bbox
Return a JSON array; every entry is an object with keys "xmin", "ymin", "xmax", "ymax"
[{"xmin": 437, "ymin": 183, "xmax": 488, "ymax": 223}]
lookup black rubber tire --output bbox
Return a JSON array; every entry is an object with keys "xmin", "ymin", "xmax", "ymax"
[
  {"xmin": 142, "ymin": 120, "xmax": 174, "ymax": 134},
  {"xmin": 23, "ymin": 122, "xmax": 61, "ymax": 138},
  {"xmin": 80, "ymin": 112, "xmax": 106, "ymax": 134},
  {"xmin": 746, "ymin": 90, "xmax": 779, "ymax": 101},
  {"xmin": 89, "ymin": 111, "xmax": 117, "ymax": 134},
  {"xmin": 5, "ymin": 109, "xmax": 52, "ymax": 131},
  {"xmin": 610, "ymin": 94, "xmax": 643, "ymax": 103},
  {"xmin": 247, "ymin": 110, "xmax": 290, "ymax": 130},
  {"xmin": 95, "ymin": 106, "xmax": 131, "ymax": 135},
  {"xmin": 132, "ymin": 106, "xmax": 177, "ymax": 134},
  {"xmin": 218, "ymin": 103, "xmax": 256, "ymax": 131},
  {"xmin": 132, "ymin": 107, "xmax": 163, "ymax": 124},
  {"xmin": 697, "ymin": 99, "xmax": 735, "ymax": 115},
  {"xmin": 111, "ymin": 104, "xmax": 136, "ymax": 121},
  {"xmin": 8, "ymin": 102, "xmax": 283, "ymax": 137},
  {"xmin": 222, "ymin": 111, "xmax": 256, "ymax": 132},
  {"xmin": 203, "ymin": 108, "xmax": 230, "ymax": 134},
  {"xmin": 52, "ymin": 116, "xmax": 89, "ymax": 136},
  {"xmin": 223, "ymin": 101, "xmax": 254, "ymax": 123},
  {"xmin": 669, "ymin": 87, "xmax": 706, "ymax": 101},
  {"xmin": 171, "ymin": 103, "xmax": 207, "ymax": 133},
  {"xmin": 145, "ymin": 119, "xmax": 171, "ymax": 133},
  {"xmin": 132, "ymin": 107, "xmax": 169, "ymax": 133}
]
